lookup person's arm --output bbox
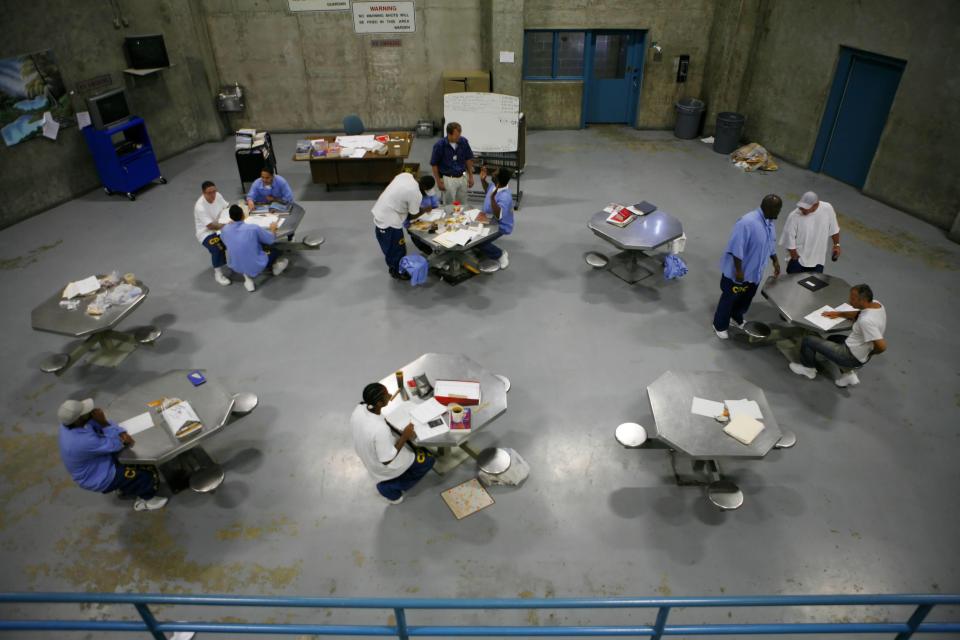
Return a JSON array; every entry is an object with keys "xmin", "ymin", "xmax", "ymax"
[
  {"xmin": 871, "ymin": 338, "xmax": 887, "ymax": 355},
  {"xmin": 256, "ymin": 225, "xmax": 276, "ymax": 245},
  {"xmin": 490, "ymin": 188, "xmax": 503, "ymax": 219},
  {"xmin": 822, "ymin": 309, "xmax": 860, "ymax": 320},
  {"xmin": 430, "ymin": 143, "xmax": 445, "ymax": 192},
  {"xmin": 394, "ymin": 423, "xmax": 416, "ymax": 452},
  {"xmin": 478, "ymin": 165, "xmax": 489, "ymax": 191},
  {"xmin": 76, "ymin": 425, "xmax": 125, "ymax": 455},
  {"xmin": 276, "ymin": 177, "xmax": 294, "ymax": 204},
  {"xmin": 246, "ymin": 181, "xmax": 258, "ymax": 209},
  {"xmin": 831, "ymin": 232, "xmax": 841, "ymax": 260},
  {"xmin": 465, "ymin": 159, "xmax": 475, "ymax": 188},
  {"xmin": 770, "ymin": 253, "xmax": 780, "ymax": 278},
  {"xmin": 732, "ymin": 257, "xmax": 745, "ymax": 283},
  {"xmin": 463, "ymin": 140, "xmax": 475, "ymax": 188}
]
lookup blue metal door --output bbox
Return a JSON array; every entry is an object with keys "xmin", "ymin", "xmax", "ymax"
[
  {"xmin": 811, "ymin": 49, "xmax": 905, "ymax": 189},
  {"xmin": 585, "ymin": 31, "xmax": 644, "ymax": 124}
]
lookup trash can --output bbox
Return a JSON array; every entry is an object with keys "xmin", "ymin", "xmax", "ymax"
[
  {"xmin": 673, "ymin": 98, "xmax": 705, "ymax": 139},
  {"xmin": 713, "ymin": 112, "xmax": 745, "ymax": 154}
]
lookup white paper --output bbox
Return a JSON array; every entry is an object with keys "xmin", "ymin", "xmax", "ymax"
[
  {"xmin": 335, "ymin": 134, "xmax": 377, "ymax": 148},
  {"xmin": 835, "ymin": 303, "xmax": 855, "ymax": 312},
  {"xmin": 691, "ymin": 397, "xmax": 725, "ymax": 418},
  {"xmin": 349, "ymin": 147, "xmax": 368, "ymax": 158},
  {"xmin": 724, "ymin": 399, "xmax": 763, "ymax": 421},
  {"xmin": 723, "ymin": 415, "xmax": 765, "ymax": 445},
  {"xmin": 499, "ymin": 51, "xmax": 515, "ymax": 63},
  {"xmin": 804, "ymin": 305, "xmax": 847, "ymax": 331},
  {"xmin": 76, "ymin": 111, "xmax": 92, "ymax": 129},
  {"xmin": 63, "ymin": 275, "xmax": 101, "ymax": 299},
  {"xmin": 42, "ymin": 111, "xmax": 59, "ymax": 140},
  {"xmin": 245, "ymin": 214, "xmax": 280, "ymax": 229},
  {"xmin": 161, "ymin": 401, "xmax": 202, "ymax": 437},
  {"xmin": 119, "ymin": 412, "xmax": 155, "ymax": 435},
  {"xmin": 420, "ymin": 209, "xmax": 445, "ymax": 222},
  {"xmin": 414, "ymin": 419, "xmax": 450, "ymax": 443},
  {"xmin": 410, "ymin": 398, "xmax": 448, "ymax": 424},
  {"xmin": 464, "ymin": 208, "xmax": 483, "ymax": 222},
  {"xmin": 435, "ymin": 380, "xmax": 481, "ymax": 402}
]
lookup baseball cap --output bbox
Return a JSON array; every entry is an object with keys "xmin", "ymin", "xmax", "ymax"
[
  {"xmin": 57, "ymin": 398, "xmax": 94, "ymax": 425},
  {"xmin": 797, "ymin": 191, "xmax": 819, "ymax": 209}
]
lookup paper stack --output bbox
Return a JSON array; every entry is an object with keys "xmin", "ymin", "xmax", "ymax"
[
  {"xmin": 803, "ymin": 303, "xmax": 855, "ymax": 331},
  {"xmin": 161, "ymin": 400, "xmax": 203, "ymax": 439},
  {"xmin": 235, "ymin": 129, "xmax": 266, "ymax": 150},
  {"xmin": 294, "ymin": 140, "xmax": 312, "ymax": 160},
  {"xmin": 63, "ymin": 275, "xmax": 101, "ymax": 299},
  {"xmin": 722, "ymin": 398, "xmax": 764, "ymax": 445}
]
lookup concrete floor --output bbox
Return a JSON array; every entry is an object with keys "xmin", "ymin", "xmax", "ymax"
[{"xmin": 0, "ymin": 127, "xmax": 958, "ymax": 636}]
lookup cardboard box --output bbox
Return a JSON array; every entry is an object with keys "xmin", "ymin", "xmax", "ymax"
[{"xmin": 442, "ymin": 70, "xmax": 491, "ymax": 94}]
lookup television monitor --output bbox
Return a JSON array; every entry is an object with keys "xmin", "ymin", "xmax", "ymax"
[
  {"xmin": 124, "ymin": 34, "xmax": 170, "ymax": 69},
  {"xmin": 87, "ymin": 89, "xmax": 132, "ymax": 130}
]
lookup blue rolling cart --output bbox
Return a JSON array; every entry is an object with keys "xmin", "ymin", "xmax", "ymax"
[{"xmin": 82, "ymin": 116, "xmax": 166, "ymax": 201}]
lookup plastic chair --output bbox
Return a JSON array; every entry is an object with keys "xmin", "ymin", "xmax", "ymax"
[{"xmin": 343, "ymin": 115, "xmax": 365, "ymax": 135}]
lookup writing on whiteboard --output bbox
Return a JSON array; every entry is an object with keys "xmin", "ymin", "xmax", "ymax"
[{"xmin": 444, "ymin": 92, "xmax": 520, "ymax": 152}]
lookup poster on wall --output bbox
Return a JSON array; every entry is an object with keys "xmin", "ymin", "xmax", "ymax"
[
  {"xmin": 352, "ymin": 1, "xmax": 415, "ymax": 33},
  {"xmin": 0, "ymin": 50, "xmax": 73, "ymax": 147},
  {"xmin": 288, "ymin": 0, "xmax": 350, "ymax": 11}
]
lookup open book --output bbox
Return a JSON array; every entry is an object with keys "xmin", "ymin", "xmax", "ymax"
[{"xmin": 161, "ymin": 400, "xmax": 203, "ymax": 440}]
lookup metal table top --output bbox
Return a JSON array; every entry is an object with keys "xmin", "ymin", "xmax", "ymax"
[
  {"xmin": 110, "ymin": 370, "xmax": 235, "ymax": 465},
  {"xmin": 378, "ymin": 353, "xmax": 508, "ymax": 447},
  {"xmin": 588, "ymin": 209, "xmax": 683, "ymax": 251},
  {"xmin": 31, "ymin": 278, "xmax": 148, "ymax": 338},
  {"xmin": 408, "ymin": 206, "xmax": 501, "ymax": 254},
  {"xmin": 274, "ymin": 203, "xmax": 305, "ymax": 238},
  {"xmin": 761, "ymin": 272, "xmax": 854, "ymax": 333},
  {"xmin": 647, "ymin": 370, "xmax": 783, "ymax": 460}
]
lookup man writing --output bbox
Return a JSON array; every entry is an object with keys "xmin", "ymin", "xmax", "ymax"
[
  {"xmin": 779, "ymin": 191, "xmax": 841, "ymax": 273},
  {"xmin": 220, "ymin": 204, "xmax": 289, "ymax": 292},
  {"xmin": 245, "ymin": 166, "xmax": 294, "ymax": 211},
  {"xmin": 430, "ymin": 122, "xmax": 475, "ymax": 206},
  {"xmin": 712, "ymin": 194, "xmax": 782, "ymax": 339}
]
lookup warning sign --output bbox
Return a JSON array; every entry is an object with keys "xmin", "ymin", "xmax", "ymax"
[{"xmin": 352, "ymin": 1, "xmax": 416, "ymax": 33}]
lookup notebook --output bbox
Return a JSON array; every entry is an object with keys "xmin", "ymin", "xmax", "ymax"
[{"xmin": 723, "ymin": 415, "xmax": 765, "ymax": 445}]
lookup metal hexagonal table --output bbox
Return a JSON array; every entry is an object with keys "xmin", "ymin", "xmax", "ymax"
[{"xmin": 588, "ymin": 209, "xmax": 683, "ymax": 284}]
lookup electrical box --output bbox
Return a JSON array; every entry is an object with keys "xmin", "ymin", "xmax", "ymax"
[{"xmin": 676, "ymin": 55, "xmax": 690, "ymax": 83}]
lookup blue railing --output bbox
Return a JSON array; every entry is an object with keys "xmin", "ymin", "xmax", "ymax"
[{"xmin": 0, "ymin": 592, "xmax": 958, "ymax": 638}]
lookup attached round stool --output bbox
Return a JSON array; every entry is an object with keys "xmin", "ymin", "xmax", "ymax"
[
  {"xmin": 615, "ymin": 422, "xmax": 647, "ymax": 448},
  {"xmin": 707, "ymin": 480, "xmax": 744, "ymax": 510},
  {"xmin": 134, "ymin": 326, "xmax": 163, "ymax": 344},
  {"xmin": 774, "ymin": 429, "xmax": 797, "ymax": 449},
  {"xmin": 232, "ymin": 392, "xmax": 259, "ymax": 415},
  {"xmin": 477, "ymin": 448, "xmax": 512, "ymax": 476},
  {"xmin": 742, "ymin": 321, "xmax": 771, "ymax": 341},
  {"xmin": 584, "ymin": 252, "xmax": 609, "ymax": 268},
  {"xmin": 478, "ymin": 259, "xmax": 500, "ymax": 274},
  {"xmin": 495, "ymin": 374, "xmax": 511, "ymax": 393},
  {"xmin": 189, "ymin": 465, "xmax": 225, "ymax": 494},
  {"xmin": 40, "ymin": 353, "xmax": 70, "ymax": 373},
  {"xmin": 303, "ymin": 235, "xmax": 325, "ymax": 248}
]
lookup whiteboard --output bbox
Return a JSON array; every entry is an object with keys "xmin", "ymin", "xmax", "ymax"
[{"xmin": 444, "ymin": 92, "xmax": 520, "ymax": 153}]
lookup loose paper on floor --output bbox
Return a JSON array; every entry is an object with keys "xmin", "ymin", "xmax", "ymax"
[
  {"xmin": 119, "ymin": 412, "xmax": 155, "ymax": 435},
  {"xmin": 441, "ymin": 478, "xmax": 494, "ymax": 520},
  {"xmin": 691, "ymin": 397, "xmax": 726, "ymax": 418}
]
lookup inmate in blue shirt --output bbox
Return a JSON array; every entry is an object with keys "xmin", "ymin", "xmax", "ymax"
[
  {"xmin": 483, "ymin": 184, "xmax": 514, "ymax": 235},
  {"xmin": 247, "ymin": 174, "xmax": 294, "ymax": 204},
  {"xmin": 59, "ymin": 418, "xmax": 124, "ymax": 492},
  {"xmin": 720, "ymin": 208, "xmax": 776, "ymax": 283},
  {"xmin": 220, "ymin": 220, "xmax": 276, "ymax": 276}
]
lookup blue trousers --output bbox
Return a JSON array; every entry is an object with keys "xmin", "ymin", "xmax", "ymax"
[
  {"xmin": 713, "ymin": 275, "xmax": 758, "ymax": 331},
  {"xmin": 104, "ymin": 463, "xmax": 158, "ymax": 500},
  {"xmin": 375, "ymin": 226, "xmax": 407, "ymax": 274},
  {"xmin": 786, "ymin": 259, "xmax": 823, "ymax": 274},
  {"xmin": 377, "ymin": 449, "xmax": 435, "ymax": 501},
  {"xmin": 202, "ymin": 234, "xmax": 227, "ymax": 268},
  {"xmin": 800, "ymin": 334, "xmax": 864, "ymax": 371},
  {"xmin": 478, "ymin": 241, "xmax": 504, "ymax": 260}
]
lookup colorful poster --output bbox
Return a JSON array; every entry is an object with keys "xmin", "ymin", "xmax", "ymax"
[{"xmin": 0, "ymin": 50, "xmax": 73, "ymax": 147}]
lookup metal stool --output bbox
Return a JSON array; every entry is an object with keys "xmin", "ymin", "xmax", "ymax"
[
  {"xmin": 478, "ymin": 259, "xmax": 500, "ymax": 274},
  {"xmin": 232, "ymin": 392, "xmax": 258, "ymax": 415},
  {"xmin": 40, "ymin": 353, "xmax": 70, "ymax": 373},
  {"xmin": 477, "ymin": 448, "xmax": 512, "ymax": 476},
  {"xmin": 584, "ymin": 251, "xmax": 609, "ymax": 268},
  {"xmin": 189, "ymin": 464, "xmax": 225, "ymax": 493},
  {"xmin": 707, "ymin": 480, "xmax": 744, "ymax": 510},
  {"xmin": 134, "ymin": 326, "xmax": 163, "ymax": 344},
  {"xmin": 774, "ymin": 430, "xmax": 797, "ymax": 449},
  {"xmin": 303, "ymin": 235, "xmax": 325, "ymax": 248},
  {"xmin": 742, "ymin": 321, "xmax": 771, "ymax": 340},
  {"xmin": 495, "ymin": 374, "xmax": 511, "ymax": 393},
  {"xmin": 614, "ymin": 422, "xmax": 647, "ymax": 448}
]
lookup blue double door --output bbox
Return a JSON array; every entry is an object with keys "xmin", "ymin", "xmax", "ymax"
[
  {"xmin": 811, "ymin": 48, "xmax": 905, "ymax": 189},
  {"xmin": 584, "ymin": 30, "xmax": 645, "ymax": 125}
]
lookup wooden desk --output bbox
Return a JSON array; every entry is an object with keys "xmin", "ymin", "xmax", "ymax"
[{"xmin": 293, "ymin": 132, "xmax": 412, "ymax": 187}]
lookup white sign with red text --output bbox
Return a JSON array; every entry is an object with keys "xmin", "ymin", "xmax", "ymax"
[{"xmin": 352, "ymin": 1, "xmax": 416, "ymax": 33}]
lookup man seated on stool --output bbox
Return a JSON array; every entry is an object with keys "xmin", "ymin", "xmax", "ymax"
[
  {"xmin": 476, "ymin": 165, "xmax": 514, "ymax": 270},
  {"xmin": 220, "ymin": 204, "xmax": 289, "ymax": 292},
  {"xmin": 789, "ymin": 283, "xmax": 887, "ymax": 387},
  {"xmin": 245, "ymin": 166, "xmax": 294, "ymax": 211},
  {"xmin": 193, "ymin": 180, "xmax": 231, "ymax": 286},
  {"xmin": 58, "ymin": 398, "xmax": 167, "ymax": 512}
]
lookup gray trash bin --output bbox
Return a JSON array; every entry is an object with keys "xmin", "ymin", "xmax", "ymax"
[
  {"xmin": 713, "ymin": 112, "xmax": 745, "ymax": 154},
  {"xmin": 673, "ymin": 98, "xmax": 705, "ymax": 139}
]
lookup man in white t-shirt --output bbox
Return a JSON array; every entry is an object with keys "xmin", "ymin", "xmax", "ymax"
[
  {"xmin": 779, "ymin": 191, "xmax": 841, "ymax": 274},
  {"xmin": 371, "ymin": 173, "xmax": 435, "ymax": 280},
  {"xmin": 193, "ymin": 181, "xmax": 231, "ymax": 286},
  {"xmin": 351, "ymin": 382, "xmax": 435, "ymax": 504},
  {"xmin": 789, "ymin": 284, "xmax": 887, "ymax": 387}
]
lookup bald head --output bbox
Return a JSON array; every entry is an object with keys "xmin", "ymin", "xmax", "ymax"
[{"xmin": 761, "ymin": 194, "xmax": 782, "ymax": 219}]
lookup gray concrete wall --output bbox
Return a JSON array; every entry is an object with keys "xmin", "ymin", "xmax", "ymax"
[
  {"xmin": 0, "ymin": 0, "xmax": 224, "ymax": 229},
  {"xmin": 522, "ymin": 82, "xmax": 583, "ymax": 129},
  {"xmin": 202, "ymin": 0, "xmax": 487, "ymax": 131},
  {"xmin": 523, "ymin": 0, "xmax": 717, "ymax": 129},
  {"xmin": 736, "ymin": 0, "xmax": 960, "ymax": 230}
]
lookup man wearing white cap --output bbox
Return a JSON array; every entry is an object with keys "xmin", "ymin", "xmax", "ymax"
[
  {"xmin": 779, "ymin": 191, "xmax": 841, "ymax": 274},
  {"xmin": 58, "ymin": 399, "xmax": 168, "ymax": 511}
]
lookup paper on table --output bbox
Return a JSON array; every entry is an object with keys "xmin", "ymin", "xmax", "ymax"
[
  {"xmin": 464, "ymin": 208, "xmax": 483, "ymax": 222},
  {"xmin": 120, "ymin": 412, "xmax": 155, "ymax": 435},
  {"xmin": 76, "ymin": 111, "xmax": 92, "ymax": 129},
  {"xmin": 691, "ymin": 397, "xmax": 725, "ymax": 418},
  {"xmin": 804, "ymin": 305, "xmax": 847, "ymax": 331},
  {"xmin": 724, "ymin": 399, "xmax": 763, "ymax": 420},
  {"xmin": 410, "ymin": 398, "xmax": 448, "ymax": 424},
  {"xmin": 348, "ymin": 148, "xmax": 367, "ymax": 159},
  {"xmin": 42, "ymin": 111, "xmax": 59, "ymax": 140},
  {"xmin": 63, "ymin": 275, "xmax": 101, "ymax": 299},
  {"xmin": 335, "ymin": 134, "xmax": 377, "ymax": 148},
  {"xmin": 414, "ymin": 418, "xmax": 450, "ymax": 443},
  {"xmin": 420, "ymin": 209, "xmax": 445, "ymax": 222},
  {"xmin": 835, "ymin": 303, "xmax": 855, "ymax": 312},
  {"xmin": 723, "ymin": 414, "xmax": 765, "ymax": 445},
  {"xmin": 245, "ymin": 214, "xmax": 280, "ymax": 229}
]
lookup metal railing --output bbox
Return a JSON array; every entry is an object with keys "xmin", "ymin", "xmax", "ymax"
[{"xmin": 1, "ymin": 592, "xmax": 958, "ymax": 638}]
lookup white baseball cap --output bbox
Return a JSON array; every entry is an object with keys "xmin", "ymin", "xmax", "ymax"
[
  {"xmin": 57, "ymin": 398, "xmax": 94, "ymax": 425},
  {"xmin": 797, "ymin": 191, "xmax": 819, "ymax": 209}
]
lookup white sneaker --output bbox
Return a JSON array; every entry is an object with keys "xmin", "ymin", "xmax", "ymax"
[
  {"xmin": 214, "ymin": 268, "xmax": 231, "ymax": 286},
  {"xmin": 134, "ymin": 496, "xmax": 168, "ymax": 511},
  {"xmin": 789, "ymin": 362, "xmax": 817, "ymax": 379},
  {"xmin": 835, "ymin": 371, "xmax": 860, "ymax": 388},
  {"xmin": 381, "ymin": 494, "xmax": 404, "ymax": 505},
  {"xmin": 713, "ymin": 326, "xmax": 729, "ymax": 340},
  {"xmin": 498, "ymin": 251, "xmax": 509, "ymax": 269},
  {"xmin": 243, "ymin": 276, "xmax": 256, "ymax": 292},
  {"xmin": 272, "ymin": 257, "xmax": 289, "ymax": 276},
  {"xmin": 729, "ymin": 319, "xmax": 745, "ymax": 330}
]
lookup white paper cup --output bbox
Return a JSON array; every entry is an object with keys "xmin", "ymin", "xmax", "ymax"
[{"xmin": 449, "ymin": 404, "xmax": 464, "ymax": 424}]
